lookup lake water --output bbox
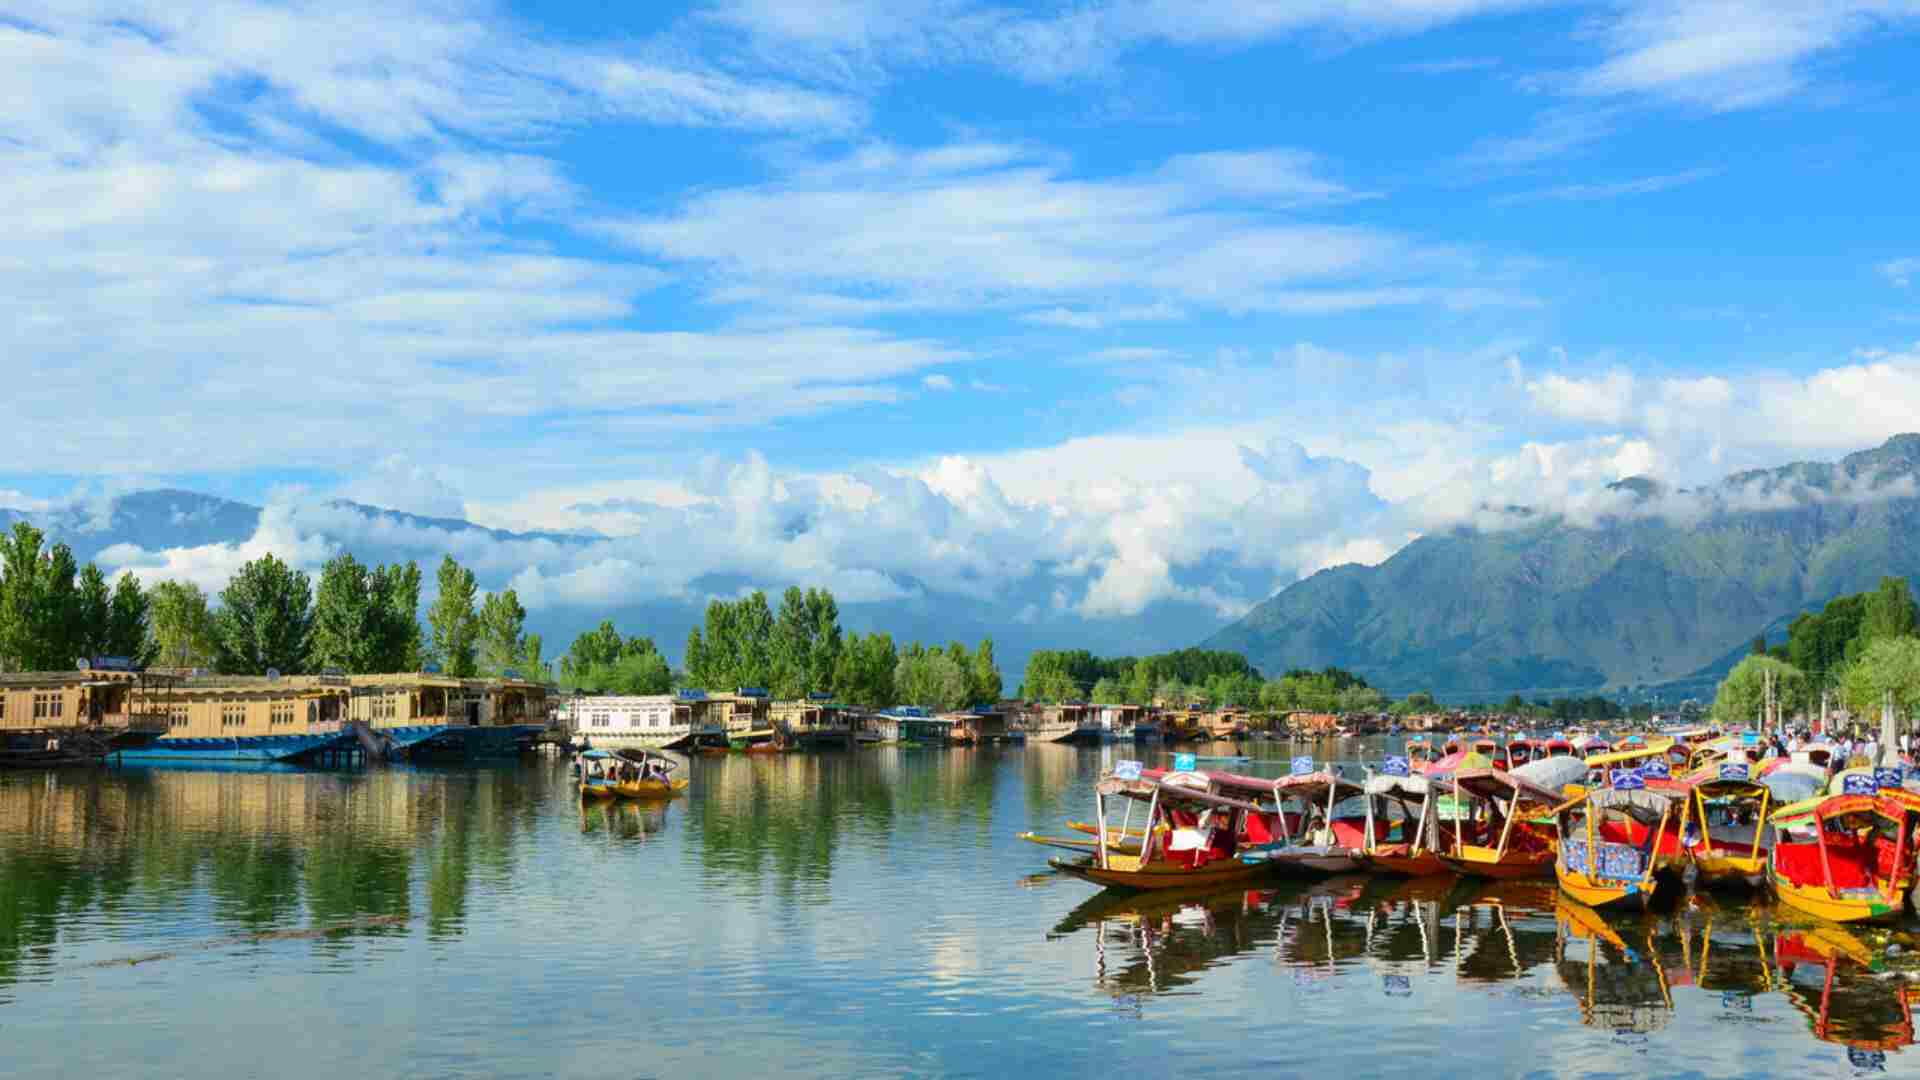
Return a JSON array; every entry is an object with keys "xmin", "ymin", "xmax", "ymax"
[{"xmin": 4, "ymin": 741, "xmax": 1917, "ymax": 1078}]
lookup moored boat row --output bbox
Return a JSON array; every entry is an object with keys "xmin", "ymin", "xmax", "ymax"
[{"xmin": 1027, "ymin": 734, "xmax": 1920, "ymax": 924}]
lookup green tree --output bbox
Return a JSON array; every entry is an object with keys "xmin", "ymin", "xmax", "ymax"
[
  {"xmin": 0, "ymin": 522, "xmax": 47, "ymax": 670},
  {"xmin": 75, "ymin": 563, "xmax": 111, "ymax": 660},
  {"xmin": 373, "ymin": 561, "xmax": 423, "ymax": 671},
  {"xmin": 477, "ymin": 589, "xmax": 528, "ymax": 675},
  {"xmin": 1856, "ymin": 577, "xmax": 1918, "ymax": 653},
  {"xmin": 1339, "ymin": 685, "xmax": 1386, "ymax": 714},
  {"xmin": 105, "ymin": 573, "xmax": 154, "ymax": 663},
  {"xmin": 37, "ymin": 543, "xmax": 82, "ymax": 669},
  {"xmin": 1389, "ymin": 691, "xmax": 1441, "ymax": 717},
  {"xmin": 213, "ymin": 553, "xmax": 314, "ymax": 675},
  {"xmin": 565, "ymin": 620, "xmax": 629, "ymax": 675},
  {"xmin": 311, "ymin": 553, "xmax": 377, "ymax": 672},
  {"xmin": 427, "ymin": 556, "xmax": 479, "ymax": 677},
  {"xmin": 1787, "ymin": 593, "xmax": 1867, "ymax": 688},
  {"xmin": 148, "ymin": 580, "xmax": 216, "ymax": 669},
  {"xmin": 1090, "ymin": 677, "xmax": 1123, "ymax": 704},
  {"xmin": 831, "ymin": 631, "xmax": 897, "ymax": 710},
  {"xmin": 895, "ymin": 648, "xmax": 970, "ymax": 712},
  {"xmin": 1709, "ymin": 654, "xmax": 1807, "ymax": 728},
  {"xmin": 685, "ymin": 591, "xmax": 777, "ymax": 691},
  {"xmin": 1839, "ymin": 637, "xmax": 1920, "ymax": 721},
  {"xmin": 968, "ymin": 637, "xmax": 1002, "ymax": 705}
]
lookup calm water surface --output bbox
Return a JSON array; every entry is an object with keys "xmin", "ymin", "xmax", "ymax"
[{"xmin": 4, "ymin": 740, "xmax": 1918, "ymax": 1078}]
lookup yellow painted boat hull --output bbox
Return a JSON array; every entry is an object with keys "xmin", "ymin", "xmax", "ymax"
[
  {"xmin": 1048, "ymin": 855, "xmax": 1274, "ymax": 891},
  {"xmin": 1555, "ymin": 867, "xmax": 1660, "ymax": 910},
  {"xmin": 1441, "ymin": 844, "xmax": 1554, "ymax": 880},
  {"xmin": 581, "ymin": 778, "xmax": 688, "ymax": 800},
  {"xmin": 1770, "ymin": 874, "xmax": 1900, "ymax": 923}
]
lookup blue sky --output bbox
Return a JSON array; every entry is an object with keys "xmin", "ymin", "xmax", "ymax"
[{"xmin": 5, "ymin": 0, "xmax": 1920, "ymax": 649}]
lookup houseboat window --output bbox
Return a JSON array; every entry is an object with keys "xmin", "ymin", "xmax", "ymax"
[
  {"xmin": 270, "ymin": 702, "xmax": 296, "ymax": 726},
  {"xmin": 0, "ymin": 697, "xmax": 6, "ymax": 722},
  {"xmin": 171, "ymin": 707, "xmax": 189, "ymax": 729},
  {"xmin": 221, "ymin": 705, "xmax": 246, "ymax": 728}
]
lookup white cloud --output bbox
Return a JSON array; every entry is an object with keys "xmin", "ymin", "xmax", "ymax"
[
  {"xmin": 1492, "ymin": 167, "xmax": 1717, "ymax": 205},
  {"xmin": 1883, "ymin": 258, "xmax": 1920, "ymax": 288},
  {"xmin": 602, "ymin": 140, "xmax": 1521, "ymax": 321},
  {"xmin": 922, "ymin": 373, "xmax": 957, "ymax": 391},
  {"xmin": 1573, "ymin": 1, "xmax": 1920, "ymax": 111}
]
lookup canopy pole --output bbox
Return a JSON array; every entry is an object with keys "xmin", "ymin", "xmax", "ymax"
[
  {"xmin": 1140, "ymin": 787, "xmax": 1161, "ymax": 863},
  {"xmin": 1095, "ymin": 789, "xmax": 1110, "ymax": 871}
]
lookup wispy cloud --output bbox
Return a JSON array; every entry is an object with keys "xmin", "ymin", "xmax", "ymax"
[
  {"xmin": 1457, "ymin": 105, "xmax": 1623, "ymax": 170},
  {"xmin": 1883, "ymin": 258, "xmax": 1920, "ymax": 288},
  {"xmin": 601, "ymin": 140, "xmax": 1520, "ymax": 322},
  {"xmin": 1393, "ymin": 56, "xmax": 1500, "ymax": 74},
  {"xmin": 1491, "ymin": 166, "xmax": 1717, "ymax": 204}
]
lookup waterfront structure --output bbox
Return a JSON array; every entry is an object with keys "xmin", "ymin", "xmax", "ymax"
[
  {"xmin": 345, "ymin": 673, "xmax": 548, "ymax": 756},
  {"xmin": 566, "ymin": 691, "xmax": 725, "ymax": 751},
  {"xmin": 872, "ymin": 707, "xmax": 956, "ymax": 744},
  {"xmin": 711, "ymin": 689, "xmax": 777, "ymax": 748},
  {"xmin": 1028, "ymin": 703, "xmax": 1088, "ymax": 744},
  {"xmin": 108, "ymin": 672, "xmax": 356, "ymax": 763},
  {"xmin": 774, "ymin": 698, "xmax": 858, "ymax": 749}
]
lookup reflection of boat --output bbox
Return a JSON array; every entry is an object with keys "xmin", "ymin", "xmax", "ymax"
[
  {"xmin": 1554, "ymin": 786, "xmax": 1685, "ymax": 910},
  {"xmin": 1554, "ymin": 895, "xmax": 1675, "ymax": 1036},
  {"xmin": 1037, "ymin": 769, "xmax": 1281, "ymax": 891},
  {"xmin": 576, "ymin": 749, "xmax": 688, "ymax": 799},
  {"xmin": 1776, "ymin": 926, "xmax": 1919, "ymax": 1057},
  {"xmin": 1768, "ymin": 787, "xmax": 1920, "ymax": 922}
]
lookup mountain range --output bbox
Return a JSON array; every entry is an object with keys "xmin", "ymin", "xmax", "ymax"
[{"xmin": 1204, "ymin": 434, "xmax": 1920, "ymax": 701}]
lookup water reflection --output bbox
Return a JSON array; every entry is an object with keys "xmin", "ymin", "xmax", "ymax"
[
  {"xmin": 1045, "ymin": 869, "xmax": 1920, "ymax": 1066},
  {"xmin": 0, "ymin": 763, "xmax": 556, "ymax": 997}
]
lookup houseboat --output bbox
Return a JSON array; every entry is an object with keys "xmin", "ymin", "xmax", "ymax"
[
  {"xmin": 567, "ymin": 690, "xmax": 726, "ymax": 751},
  {"xmin": 944, "ymin": 706, "xmax": 1011, "ymax": 745},
  {"xmin": 346, "ymin": 672, "xmax": 544, "ymax": 757},
  {"xmin": 715, "ymin": 689, "xmax": 779, "ymax": 750},
  {"xmin": 0, "ymin": 662, "xmax": 177, "ymax": 759},
  {"xmin": 107, "ymin": 672, "xmax": 358, "ymax": 764},
  {"xmin": 1028, "ymin": 703, "xmax": 1088, "ymax": 744},
  {"xmin": 872, "ymin": 707, "xmax": 956, "ymax": 745},
  {"xmin": 774, "ymin": 697, "xmax": 858, "ymax": 749}
]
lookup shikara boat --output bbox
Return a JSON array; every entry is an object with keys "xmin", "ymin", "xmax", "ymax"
[
  {"xmin": 1434, "ymin": 766, "xmax": 1563, "ymax": 879},
  {"xmin": 1681, "ymin": 762, "xmax": 1774, "ymax": 888},
  {"xmin": 1241, "ymin": 765, "xmax": 1374, "ymax": 876},
  {"xmin": 1768, "ymin": 777, "xmax": 1920, "ymax": 923},
  {"xmin": 1361, "ymin": 764, "xmax": 1447, "ymax": 876},
  {"xmin": 577, "ymin": 748, "xmax": 689, "ymax": 799},
  {"xmin": 1553, "ymin": 783, "xmax": 1686, "ymax": 910},
  {"xmin": 1038, "ymin": 769, "xmax": 1283, "ymax": 891}
]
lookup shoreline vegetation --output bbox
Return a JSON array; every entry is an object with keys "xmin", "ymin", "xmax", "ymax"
[{"xmin": 4, "ymin": 515, "xmax": 1918, "ymax": 728}]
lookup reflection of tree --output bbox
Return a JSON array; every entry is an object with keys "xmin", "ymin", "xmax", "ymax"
[
  {"xmin": 0, "ymin": 762, "xmax": 558, "ymax": 988},
  {"xmin": 688, "ymin": 750, "xmax": 1010, "ymax": 901}
]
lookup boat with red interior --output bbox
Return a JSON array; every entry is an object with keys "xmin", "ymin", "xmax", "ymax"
[
  {"xmin": 1239, "ymin": 759, "xmax": 1378, "ymax": 876},
  {"xmin": 1361, "ymin": 756, "xmax": 1447, "ymax": 876},
  {"xmin": 1553, "ymin": 778, "xmax": 1687, "ymax": 910},
  {"xmin": 1768, "ymin": 773, "xmax": 1920, "ymax": 922},
  {"xmin": 1025, "ymin": 764, "xmax": 1286, "ymax": 890},
  {"xmin": 1432, "ymin": 764, "xmax": 1564, "ymax": 879}
]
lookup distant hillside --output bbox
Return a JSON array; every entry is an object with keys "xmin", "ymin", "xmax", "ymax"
[{"xmin": 1204, "ymin": 434, "xmax": 1920, "ymax": 699}]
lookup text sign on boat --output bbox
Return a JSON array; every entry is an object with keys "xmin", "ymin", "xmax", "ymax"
[
  {"xmin": 1876, "ymin": 767, "xmax": 1906, "ymax": 790},
  {"xmin": 1641, "ymin": 758, "xmax": 1671, "ymax": 780},
  {"xmin": 1610, "ymin": 768, "xmax": 1645, "ymax": 790},
  {"xmin": 1718, "ymin": 762, "xmax": 1750, "ymax": 782},
  {"xmin": 1290, "ymin": 755, "xmax": 1315, "ymax": 776},
  {"xmin": 1843, "ymin": 773, "xmax": 1878, "ymax": 796},
  {"xmin": 1435, "ymin": 795, "xmax": 1471, "ymax": 821},
  {"xmin": 1173, "ymin": 753, "xmax": 1197, "ymax": 772},
  {"xmin": 1114, "ymin": 760, "xmax": 1143, "ymax": 781},
  {"xmin": 1383, "ymin": 755, "xmax": 1410, "ymax": 778}
]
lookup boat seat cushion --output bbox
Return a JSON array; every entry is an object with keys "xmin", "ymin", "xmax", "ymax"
[{"xmin": 1774, "ymin": 840, "xmax": 1876, "ymax": 889}]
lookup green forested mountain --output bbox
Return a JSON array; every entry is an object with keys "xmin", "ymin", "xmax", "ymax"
[{"xmin": 1204, "ymin": 435, "xmax": 1920, "ymax": 698}]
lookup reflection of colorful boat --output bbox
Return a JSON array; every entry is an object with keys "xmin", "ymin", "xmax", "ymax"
[
  {"xmin": 1777, "ymin": 927, "xmax": 1919, "ymax": 1056},
  {"xmin": 1553, "ymin": 786, "xmax": 1685, "ymax": 910},
  {"xmin": 1768, "ymin": 787, "xmax": 1920, "ymax": 923}
]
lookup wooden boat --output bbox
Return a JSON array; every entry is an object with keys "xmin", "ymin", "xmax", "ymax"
[
  {"xmin": 576, "ymin": 748, "xmax": 688, "ymax": 799},
  {"xmin": 1434, "ymin": 766, "xmax": 1563, "ymax": 879},
  {"xmin": 1553, "ymin": 783, "xmax": 1686, "ymax": 910},
  {"xmin": 1037, "ymin": 769, "xmax": 1283, "ymax": 891},
  {"xmin": 1505, "ymin": 738, "xmax": 1538, "ymax": 768},
  {"xmin": 1682, "ymin": 762, "xmax": 1774, "ymax": 888},
  {"xmin": 1361, "ymin": 766, "xmax": 1448, "ymax": 876},
  {"xmin": 1404, "ymin": 736, "xmax": 1437, "ymax": 771},
  {"xmin": 1470, "ymin": 738, "xmax": 1509, "ymax": 771},
  {"xmin": 1241, "ymin": 766, "xmax": 1374, "ymax": 876},
  {"xmin": 1768, "ymin": 780, "xmax": 1920, "ymax": 923}
]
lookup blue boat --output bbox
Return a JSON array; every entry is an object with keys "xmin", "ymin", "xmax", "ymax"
[
  {"xmin": 108, "ymin": 732, "xmax": 355, "ymax": 764},
  {"xmin": 378, "ymin": 724, "xmax": 542, "ymax": 758}
]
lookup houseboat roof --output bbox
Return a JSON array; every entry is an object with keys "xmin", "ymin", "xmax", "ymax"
[{"xmin": 0, "ymin": 668, "xmax": 177, "ymax": 688}]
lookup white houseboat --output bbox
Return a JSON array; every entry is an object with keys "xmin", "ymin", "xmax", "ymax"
[{"xmin": 566, "ymin": 691, "xmax": 726, "ymax": 751}]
